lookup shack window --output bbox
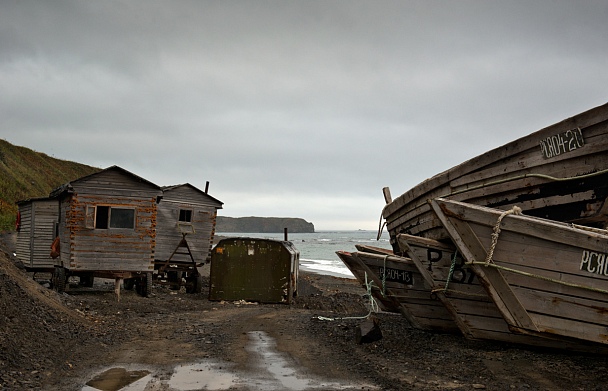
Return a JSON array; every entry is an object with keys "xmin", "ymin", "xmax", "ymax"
[
  {"xmin": 95, "ymin": 206, "xmax": 109, "ymax": 229},
  {"xmin": 94, "ymin": 206, "xmax": 135, "ymax": 229},
  {"xmin": 179, "ymin": 209, "xmax": 192, "ymax": 223},
  {"xmin": 109, "ymin": 208, "xmax": 135, "ymax": 229}
]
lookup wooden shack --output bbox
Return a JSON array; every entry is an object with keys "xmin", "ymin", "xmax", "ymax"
[
  {"xmin": 50, "ymin": 165, "xmax": 162, "ymax": 296},
  {"xmin": 155, "ymin": 183, "xmax": 223, "ymax": 293},
  {"xmin": 15, "ymin": 197, "xmax": 60, "ymax": 272},
  {"xmin": 209, "ymin": 237, "xmax": 299, "ymax": 304}
]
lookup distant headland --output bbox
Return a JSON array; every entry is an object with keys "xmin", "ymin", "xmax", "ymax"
[{"xmin": 215, "ymin": 216, "xmax": 314, "ymax": 233}]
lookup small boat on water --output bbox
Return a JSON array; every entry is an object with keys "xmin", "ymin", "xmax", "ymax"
[
  {"xmin": 336, "ymin": 248, "xmax": 458, "ymax": 333},
  {"xmin": 431, "ymin": 197, "xmax": 608, "ymax": 347},
  {"xmin": 397, "ymin": 233, "xmax": 600, "ymax": 351},
  {"xmin": 382, "ymin": 102, "xmax": 608, "ymax": 250}
]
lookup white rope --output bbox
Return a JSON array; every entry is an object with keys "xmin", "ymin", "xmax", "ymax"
[
  {"xmin": 485, "ymin": 206, "xmax": 522, "ymax": 265},
  {"xmin": 316, "ymin": 271, "xmax": 379, "ymax": 321},
  {"xmin": 467, "ymin": 261, "xmax": 608, "ymax": 295}
]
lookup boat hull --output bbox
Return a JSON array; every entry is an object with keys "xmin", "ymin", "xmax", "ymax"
[
  {"xmin": 431, "ymin": 197, "xmax": 608, "ymax": 347},
  {"xmin": 397, "ymin": 233, "xmax": 603, "ymax": 351},
  {"xmin": 383, "ymin": 103, "xmax": 608, "ymax": 249},
  {"xmin": 336, "ymin": 249, "xmax": 458, "ymax": 333}
]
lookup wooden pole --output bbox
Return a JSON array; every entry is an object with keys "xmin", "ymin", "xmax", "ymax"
[
  {"xmin": 383, "ymin": 187, "xmax": 392, "ymax": 204},
  {"xmin": 114, "ymin": 278, "xmax": 122, "ymax": 302}
]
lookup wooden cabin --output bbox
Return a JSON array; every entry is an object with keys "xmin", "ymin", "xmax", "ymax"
[
  {"xmin": 49, "ymin": 165, "xmax": 162, "ymax": 296},
  {"xmin": 15, "ymin": 197, "xmax": 60, "ymax": 272},
  {"xmin": 155, "ymin": 183, "xmax": 223, "ymax": 292}
]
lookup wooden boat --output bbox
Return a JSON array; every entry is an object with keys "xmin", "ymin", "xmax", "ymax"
[
  {"xmin": 382, "ymin": 102, "xmax": 608, "ymax": 250},
  {"xmin": 431, "ymin": 197, "xmax": 608, "ymax": 347},
  {"xmin": 397, "ymin": 233, "xmax": 599, "ymax": 350},
  {"xmin": 336, "ymin": 249, "xmax": 458, "ymax": 333}
]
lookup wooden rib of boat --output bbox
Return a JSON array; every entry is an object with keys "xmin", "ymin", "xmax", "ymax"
[
  {"xmin": 382, "ymin": 102, "xmax": 608, "ymax": 249},
  {"xmin": 397, "ymin": 233, "xmax": 603, "ymax": 351},
  {"xmin": 336, "ymin": 249, "xmax": 458, "ymax": 333},
  {"xmin": 431, "ymin": 197, "xmax": 608, "ymax": 347}
]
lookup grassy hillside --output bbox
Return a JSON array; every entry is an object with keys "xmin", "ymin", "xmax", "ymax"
[{"xmin": 0, "ymin": 139, "xmax": 101, "ymax": 231}]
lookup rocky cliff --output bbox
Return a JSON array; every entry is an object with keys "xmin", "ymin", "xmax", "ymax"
[{"xmin": 216, "ymin": 216, "xmax": 314, "ymax": 233}]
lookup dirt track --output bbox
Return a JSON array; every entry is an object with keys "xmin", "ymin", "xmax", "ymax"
[{"xmin": 1, "ymin": 231, "xmax": 608, "ymax": 391}]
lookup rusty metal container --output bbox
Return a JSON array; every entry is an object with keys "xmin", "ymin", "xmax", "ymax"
[{"xmin": 209, "ymin": 237, "xmax": 299, "ymax": 304}]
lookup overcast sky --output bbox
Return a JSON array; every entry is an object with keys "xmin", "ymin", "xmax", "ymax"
[{"xmin": 1, "ymin": 1, "xmax": 607, "ymax": 230}]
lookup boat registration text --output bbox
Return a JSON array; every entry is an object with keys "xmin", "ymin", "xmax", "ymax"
[
  {"xmin": 379, "ymin": 267, "xmax": 413, "ymax": 284},
  {"xmin": 580, "ymin": 250, "xmax": 608, "ymax": 276},
  {"xmin": 540, "ymin": 127, "xmax": 584, "ymax": 159}
]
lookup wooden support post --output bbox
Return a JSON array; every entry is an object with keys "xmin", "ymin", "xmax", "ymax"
[
  {"xmin": 115, "ymin": 278, "xmax": 122, "ymax": 302},
  {"xmin": 382, "ymin": 187, "xmax": 392, "ymax": 204}
]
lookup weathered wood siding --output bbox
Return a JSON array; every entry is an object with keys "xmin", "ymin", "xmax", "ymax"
[
  {"xmin": 16, "ymin": 199, "xmax": 59, "ymax": 269},
  {"xmin": 156, "ymin": 184, "xmax": 221, "ymax": 263},
  {"xmin": 57, "ymin": 168, "xmax": 161, "ymax": 272},
  {"xmin": 15, "ymin": 202, "xmax": 33, "ymax": 266},
  {"xmin": 432, "ymin": 198, "xmax": 608, "ymax": 347}
]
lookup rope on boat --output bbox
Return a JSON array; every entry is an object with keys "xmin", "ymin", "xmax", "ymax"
[
  {"xmin": 387, "ymin": 168, "xmax": 608, "ymax": 220},
  {"xmin": 382, "ymin": 255, "xmax": 388, "ymax": 296},
  {"xmin": 470, "ymin": 204, "xmax": 608, "ymax": 295},
  {"xmin": 485, "ymin": 206, "xmax": 522, "ymax": 265},
  {"xmin": 443, "ymin": 250, "xmax": 459, "ymax": 293},
  {"xmin": 445, "ymin": 168, "xmax": 608, "ymax": 200},
  {"xmin": 377, "ymin": 214, "xmax": 387, "ymax": 241},
  {"xmin": 316, "ymin": 271, "xmax": 379, "ymax": 322},
  {"xmin": 467, "ymin": 261, "xmax": 608, "ymax": 295}
]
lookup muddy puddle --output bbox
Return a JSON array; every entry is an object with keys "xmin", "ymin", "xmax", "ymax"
[{"xmin": 82, "ymin": 331, "xmax": 375, "ymax": 391}]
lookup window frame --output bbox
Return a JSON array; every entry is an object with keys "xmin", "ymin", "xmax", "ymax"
[
  {"xmin": 178, "ymin": 208, "xmax": 193, "ymax": 224},
  {"xmin": 85, "ymin": 205, "xmax": 136, "ymax": 230}
]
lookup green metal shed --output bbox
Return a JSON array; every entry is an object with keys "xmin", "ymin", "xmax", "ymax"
[{"xmin": 209, "ymin": 237, "xmax": 299, "ymax": 304}]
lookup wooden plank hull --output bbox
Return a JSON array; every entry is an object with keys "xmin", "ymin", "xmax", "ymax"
[
  {"xmin": 336, "ymin": 250, "xmax": 459, "ymax": 333},
  {"xmin": 397, "ymin": 233, "xmax": 601, "ymax": 351},
  {"xmin": 431, "ymin": 197, "xmax": 608, "ymax": 348},
  {"xmin": 383, "ymin": 102, "xmax": 608, "ymax": 249}
]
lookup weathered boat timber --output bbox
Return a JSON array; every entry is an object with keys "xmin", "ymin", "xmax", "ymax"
[
  {"xmin": 383, "ymin": 102, "xmax": 608, "ymax": 250},
  {"xmin": 397, "ymin": 233, "xmax": 600, "ymax": 350},
  {"xmin": 431, "ymin": 197, "xmax": 608, "ymax": 347},
  {"xmin": 336, "ymin": 249, "xmax": 458, "ymax": 333}
]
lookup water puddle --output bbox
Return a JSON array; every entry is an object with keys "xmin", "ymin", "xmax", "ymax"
[
  {"xmin": 168, "ymin": 361, "xmax": 238, "ymax": 390},
  {"xmin": 82, "ymin": 367, "xmax": 151, "ymax": 391},
  {"xmin": 246, "ymin": 330, "xmax": 323, "ymax": 390},
  {"xmin": 83, "ymin": 331, "xmax": 375, "ymax": 390}
]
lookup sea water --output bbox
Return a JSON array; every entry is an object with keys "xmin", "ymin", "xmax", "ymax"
[{"xmin": 215, "ymin": 230, "xmax": 392, "ymax": 279}]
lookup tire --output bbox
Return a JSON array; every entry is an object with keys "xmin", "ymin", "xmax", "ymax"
[
  {"xmin": 167, "ymin": 271, "xmax": 182, "ymax": 290},
  {"xmin": 123, "ymin": 278, "xmax": 135, "ymax": 290},
  {"xmin": 53, "ymin": 267, "xmax": 66, "ymax": 293},
  {"xmin": 186, "ymin": 274, "xmax": 203, "ymax": 294},
  {"xmin": 138, "ymin": 272, "xmax": 153, "ymax": 297}
]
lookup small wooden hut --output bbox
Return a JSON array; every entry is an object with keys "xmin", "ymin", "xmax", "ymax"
[
  {"xmin": 209, "ymin": 237, "xmax": 299, "ymax": 304},
  {"xmin": 155, "ymin": 183, "xmax": 223, "ymax": 293},
  {"xmin": 15, "ymin": 197, "xmax": 60, "ymax": 273},
  {"xmin": 49, "ymin": 165, "xmax": 162, "ymax": 296}
]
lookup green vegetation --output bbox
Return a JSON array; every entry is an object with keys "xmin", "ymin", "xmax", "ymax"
[{"xmin": 0, "ymin": 139, "xmax": 100, "ymax": 231}]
